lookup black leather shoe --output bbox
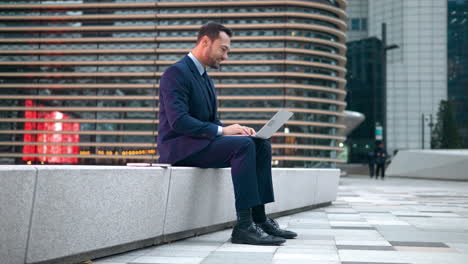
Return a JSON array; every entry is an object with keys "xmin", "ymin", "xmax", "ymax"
[
  {"xmin": 231, "ymin": 223, "xmax": 286, "ymax": 245},
  {"xmin": 258, "ymin": 218, "xmax": 298, "ymax": 239}
]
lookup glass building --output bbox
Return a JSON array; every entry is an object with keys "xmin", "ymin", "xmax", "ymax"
[
  {"xmin": 346, "ymin": 0, "xmax": 448, "ymax": 153},
  {"xmin": 369, "ymin": 0, "xmax": 448, "ymax": 151},
  {"xmin": 448, "ymin": 0, "xmax": 468, "ymax": 147},
  {"xmin": 0, "ymin": 0, "xmax": 348, "ymax": 167},
  {"xmin": 345, "ymin": 37, "xmax": 383, "ymax": 163}
]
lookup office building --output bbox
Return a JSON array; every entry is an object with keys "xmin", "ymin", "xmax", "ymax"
[
  {"xmin": 345, "ymin": 37, "xmax": 383, "ymax": 162},
  {"xmin": 448, "ymin": 0, "xmax": 468, "ymax": 146},
  {"xmin": 0, "ymin": 0, "xmax": 349, "ymax": 167},
  {"xmin": 346, "ymin": 0, "xmax": 447, "ymax": 152},
  {"xmin": 346, "ymin": 0, "xmax": 368, "ymax": 41}
]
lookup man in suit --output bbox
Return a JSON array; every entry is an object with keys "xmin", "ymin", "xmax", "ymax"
[
  {"xmin": 157, "ymin": 23, "xmax": 297, "ymax": 245},
  {"xmin": 374, "ymin": 142, "xmax": 388, "ymax": 179}
]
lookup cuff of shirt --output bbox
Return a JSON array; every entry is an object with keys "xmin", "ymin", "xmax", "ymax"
[{"xmin": 217, "ymin": 126, "xmax": 223, "ymax": 136}]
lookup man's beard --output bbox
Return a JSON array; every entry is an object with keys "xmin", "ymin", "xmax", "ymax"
[
  {"xmin": 205, "ymin": 48, "xmax": 220, "ymax": 69},
  {"xmin": 209, "ymin": 63, "xmax": 219, "ymax": 69},
  {"xmin": 208, "ymin": 57, "xmax": 220, "ymax": 69}
]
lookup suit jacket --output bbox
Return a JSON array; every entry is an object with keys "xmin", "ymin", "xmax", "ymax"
[
  {"xmin": 157, "ymin": 55, "xmax": 223, "ymax": 164},
  {"xmin": 374, "ymin": 147, "xmax": 388, "ymax": 165}
]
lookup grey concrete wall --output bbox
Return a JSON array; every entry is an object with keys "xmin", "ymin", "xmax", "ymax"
[
  {"xmin": 266, "ymin": 169, "xmax": 319, "ymax": 214},
  {"xmin": 0, "ymin": 166, "xmax": 37, "ymax": 264},
  {"xmin": 26, "ymin": 166, "xmax": 170, "ymax": 263},
  {"xmin": 315, "ymin": 169, "xmax": 341, "ymax": 204},
  {"xmin": 386, "ymin": 150, "xmax": 468, "ymax": 180},
  {"xmin": 163, "ymin": 168, "xmax": 236, "ymax": 234},
  {"xmin": 0, "ymin": 165, "xmax": 340, "ymax": 264}
]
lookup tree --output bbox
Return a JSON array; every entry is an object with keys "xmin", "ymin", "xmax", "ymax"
[{"xmin": 431, "ymin": 100, "xmax": 461, "ymax": 149}]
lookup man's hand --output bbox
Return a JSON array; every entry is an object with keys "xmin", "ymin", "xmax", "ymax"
[{"xmin": 222, "ymin": 124, "xmax": 256, "ymax": 136}]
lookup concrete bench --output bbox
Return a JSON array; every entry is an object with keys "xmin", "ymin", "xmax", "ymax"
[
  {"xmin": 0, "ymin": 165, "xmax": 340, "ymax": 264},
  {"xmin": 386, "ymin": 150, "xmax": 468, "ymax": 180}
]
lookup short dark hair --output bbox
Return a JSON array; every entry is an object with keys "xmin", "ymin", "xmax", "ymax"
[{"xmin": 196, "ymin": 23, "xmax": 232, "ymax": 43}]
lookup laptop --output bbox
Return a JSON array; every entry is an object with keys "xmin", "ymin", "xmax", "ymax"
[{"xmin": 250, "ymin": 109, "xmax": 294, "ymax": 139}]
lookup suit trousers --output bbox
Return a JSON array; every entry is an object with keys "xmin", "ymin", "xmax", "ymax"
[
  {"xmin": 376, "ymin": 163, "xmax": 385, "ymax": 178},
  {"xmin": 368, "ymin": 163, "xmax": 375, "ymax": 178},
  {"xmin": 174, "ymin": 136, "xmax": 274, "ymax": 210}
]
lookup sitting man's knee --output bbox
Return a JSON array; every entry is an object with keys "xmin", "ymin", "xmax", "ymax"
[
  {"xmin": 237, "ymin": 137, "xmax": 255, "ymax": 151},
  {"xmin": 256, "ymin": 139, "xmax": 271, "ymax": 150}
]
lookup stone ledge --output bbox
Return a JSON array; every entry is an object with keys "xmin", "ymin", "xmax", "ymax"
[
  {"xmin": 386, "ymin": 150, "xmax": 468, "ymax": 180},
  {"xmin": 0, "ymin": 165, "xmax": 340, "ymax": 264},
  {"xmin": 0, "ymin": 166, "xmax": 37, "ymax": 264}
]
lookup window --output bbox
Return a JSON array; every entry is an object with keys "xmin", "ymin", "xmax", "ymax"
[{"xmin": 351, "ymin": 18, "xmax": 361, "ymax": 30}]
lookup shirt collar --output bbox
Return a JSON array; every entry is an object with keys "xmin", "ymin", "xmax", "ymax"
[{"xmin": 188, "ymin": 52, "xmax": 205, "ymax": 76}]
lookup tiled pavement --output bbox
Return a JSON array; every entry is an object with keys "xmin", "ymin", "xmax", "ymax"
[{"xmin": 92, "ymin": 176, "xmax": 468, "ymax": 264}]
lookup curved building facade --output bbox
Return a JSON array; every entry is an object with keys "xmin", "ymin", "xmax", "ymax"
[{"xmin": 0, "ymin": 0, "xmax": 348, "ymax": 167}]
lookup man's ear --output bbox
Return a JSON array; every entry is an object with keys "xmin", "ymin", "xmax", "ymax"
[{"xmin": 202, "ymin": 36, "xmax": 210, "ymax": 47}]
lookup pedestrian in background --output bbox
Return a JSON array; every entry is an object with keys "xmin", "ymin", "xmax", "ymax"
[{"xmin": 374, "ymin": 142, "xmax": 388, "ymax": 179}]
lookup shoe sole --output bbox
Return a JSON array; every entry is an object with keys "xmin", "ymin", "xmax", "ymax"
[
  {"xmin": 281, "ymin": 234, "xmax": 297, "ymax": 239},
  {"xmin": 231, "ymin": 237, "xmax": 284, "ymax": 246},
  {"xmin": 264, "ymin": 232, "xmax": 297, "ymax": 239}
]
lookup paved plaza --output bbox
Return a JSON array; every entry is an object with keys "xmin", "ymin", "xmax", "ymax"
[{"xmin": 92, "ymin": 176, "xmax": 468, "ymax": 264}]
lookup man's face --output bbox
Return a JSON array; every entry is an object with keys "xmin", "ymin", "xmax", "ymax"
[{"xmin": 203, "ymin": 31, "xmax": 230, "ymax": 69}]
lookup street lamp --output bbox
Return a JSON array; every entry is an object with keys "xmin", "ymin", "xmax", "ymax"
[
  {"xmin": 422, "ymin": 113, "xmax": 435, "ymax": 149},
  {"xmin": 428, "ymin": 114, "xmax": 434, "ymax": 148},
  {"xmin": 386, "ymin": 44, "xmax": 399, "ymax": 50},
  {"xmin": 381, "ymin": 23, "xmax": 399, "ymax": 148}
]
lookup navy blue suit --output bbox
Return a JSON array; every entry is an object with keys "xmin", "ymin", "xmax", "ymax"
[{"xmin": 158, "ymin": 55, "xmax": 274, "ymax": 210}]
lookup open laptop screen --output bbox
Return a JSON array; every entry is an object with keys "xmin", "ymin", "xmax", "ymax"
[{"xmin": 253, "ymin": 109, "xmax": 294, "ymax": 139}]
